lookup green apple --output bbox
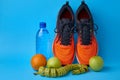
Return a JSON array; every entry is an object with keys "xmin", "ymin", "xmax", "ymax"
[
  {"xmin": 47, "ymin": 57, "xmax": 61, "ymax": 68},
  {"xmin": 89, "ymin": 56, "xmax": 104, "ymax": 72}
]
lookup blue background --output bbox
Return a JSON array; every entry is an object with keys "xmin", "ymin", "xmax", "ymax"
[{"xmin": 0, "ymin": 0, "xmax": 120, "ymax": 80}]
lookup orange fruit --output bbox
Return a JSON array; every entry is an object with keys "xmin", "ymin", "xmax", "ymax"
[{"xmin": 31, "ymin": 54, "xmax": 47, "ymax": 70}]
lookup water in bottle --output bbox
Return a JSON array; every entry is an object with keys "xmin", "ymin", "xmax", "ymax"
[{"xmin": 36, "ymin": 22, "xmax": 51, "ymax": 60}]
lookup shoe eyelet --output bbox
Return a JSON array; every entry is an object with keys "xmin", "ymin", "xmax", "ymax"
[
  {"xmin": 79, "ymin": 30, "xmax": 82, "ymax": 34},
  {"xmin": 90, "ymin": 29, "xmax": 92, "ymax": 32}
]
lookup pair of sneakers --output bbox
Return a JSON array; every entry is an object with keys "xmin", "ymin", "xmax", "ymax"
[{"xmin": 53, "ymin": 1, "xmax": 98, "ymax": 65}]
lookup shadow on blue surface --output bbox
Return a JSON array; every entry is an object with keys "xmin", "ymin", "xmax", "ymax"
[{"xmin": 102, "ymin": 66, "xmax": 111, "ymax": 72}]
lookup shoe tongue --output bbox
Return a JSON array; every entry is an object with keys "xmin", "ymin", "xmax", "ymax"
[
  {"xmin": 80, "ymin": 19, "xmax": 89, "ymax": 23},
  {"xmin": 60, "ymin": 18, "xmax": 71, "ymax": 24}
]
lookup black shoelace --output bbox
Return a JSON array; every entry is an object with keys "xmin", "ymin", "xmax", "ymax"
[
  {"xmin": 54, "ymin": 19, "xmax": 74, "ymax": 45},
  {"xmin": 77, "ymin": 20, "xmax": 98, "ymax": 45},
  {"xmin": 77, "ymin": 20, "xmax": 92, "ymax": 45},
  {"xmin": 81, "ymin": 23, "xmax": 92, "ymax": 45}
]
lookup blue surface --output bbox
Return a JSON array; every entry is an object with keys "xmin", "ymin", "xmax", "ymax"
[{"xmin": 0, "ymin": 0, "xmax": 120, "ymax": 80}]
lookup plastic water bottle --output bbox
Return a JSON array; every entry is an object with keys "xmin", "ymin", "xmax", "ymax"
[{"xmin": 36, "ymin": 22, "xmax": 51, "ymax": 60}]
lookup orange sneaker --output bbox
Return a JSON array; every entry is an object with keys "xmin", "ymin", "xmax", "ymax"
[
  {"xmin": 53, "ymin": 2, "xmax": 75, "ymax": 65},
  {"xmin": 76, "ymin": 1, "xmax": 98, "ymax": 65}
]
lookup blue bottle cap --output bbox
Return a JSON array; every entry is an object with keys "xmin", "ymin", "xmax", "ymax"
[{"xmin": 39, "ymin": 22, "xmax": 46, "ymax": 28}]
